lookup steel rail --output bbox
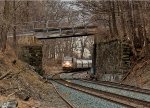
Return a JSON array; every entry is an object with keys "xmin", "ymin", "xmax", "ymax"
[
  {"xmin": 68, "ymin": 71, "xmax": 150, "ymax": 94},
  {"xmin": 49, "ymin": 81, "xmax": 75, "ymax": 108},
  {"xmin": 54, "ymin": 79, "xmax": 150, "ymax": 108},
  {"xmin": 79, "ymin": 79, "xmax": 150, "ymax": 95}
]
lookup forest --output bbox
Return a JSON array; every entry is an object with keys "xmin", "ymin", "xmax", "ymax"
[
  {"xmin": 0, "ymin": 0, "xmax": 150, "ymax": 62},
  {"xmin": 0, "ymin": 0, "xmax": 150, "ymax": 107}
]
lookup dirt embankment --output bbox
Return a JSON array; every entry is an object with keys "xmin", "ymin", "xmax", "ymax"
[
  {"xmin": 123, "ymin": 58, "xmax": 150, "ymax": 90},
  {"xmin": 0, "ymin": 51, "xmax": 69, "ymax": 108}
]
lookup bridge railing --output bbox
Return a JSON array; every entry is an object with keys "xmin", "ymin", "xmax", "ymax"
[{"xmin": 8, "ymin": 20, "xmax": 97, "ymax": 39}]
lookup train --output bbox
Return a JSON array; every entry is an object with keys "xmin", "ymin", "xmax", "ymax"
[{"xmin": 62, "ymin": 56, "xmax": 92, "ymax": 71}]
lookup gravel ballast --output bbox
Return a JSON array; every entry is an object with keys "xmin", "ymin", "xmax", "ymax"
[
  {"xmin": 52, "ymin": 81, "xmax": 128, "ymax": 108},
  {"xmin": 69, "ymin": 80, "xmax": 150, "ymax": 102}
]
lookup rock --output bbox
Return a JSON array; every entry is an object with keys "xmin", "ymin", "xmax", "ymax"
[
  {"xmin": 0, "ymin": 87, "xmax": 5, "ymax": 94},
  {"xmin": 16, "ymin": 90, "xmax": 30, "ymax": 101},
  {"xmin": 12, "ymin": 60, "xmax": 17, "ymax": 65},
  {"xmin": 18, "ymin": 45, "xmax": 43, "ymax": 76},
  {"xmin": 0, "ymin": 102, "xmax": 3, "ymax": 107},
  {"xmin": 1, "ymin": 99, "xmax": 18, "ymax": 108},
  {"xmin": 0, "ymin": 59, "xmax": 3, "ymax": 64}
]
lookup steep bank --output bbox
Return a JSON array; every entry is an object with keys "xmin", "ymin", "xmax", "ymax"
[
  {"xmin": 0, "ymin": 50, "xmax": 69, "ymax": 108},
  {"xmin": 122, "ymin": 58, "xmax": 150, "ymax": 90}
]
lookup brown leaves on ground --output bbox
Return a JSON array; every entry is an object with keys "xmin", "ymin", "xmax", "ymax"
[
  {"xmin": 123, "ymin": 58, "xmax": 150, "ymax": 89},
  {"xmin": 0, "ymin": 51, "xmax": 69, "ymax": 108}
]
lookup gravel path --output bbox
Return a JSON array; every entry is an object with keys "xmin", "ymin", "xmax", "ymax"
[{"xmin": 52, "ymin": 81, "xmax": 127, "ymax": 108}]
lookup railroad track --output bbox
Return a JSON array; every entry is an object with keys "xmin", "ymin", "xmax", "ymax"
[
  {"xmin": 70, "ymin": 73, "xmax": 150, "ymax": 102},
  {"xmin": 50, "ymin": 81, "xmax": 75, "ymax": 108},
  {"xmin": 78, "ymin": 79, "xmax": 150, "ymax": 95},
  {"xmin": 52, "ymin": 79, "xmax": 129, "ymax": 108},
  {"xmin": 68, "ymin": 79, "xmax": 150, "ymax": 102},
  {"xmin": 50, "ymin": 72, "xmax": 150, "ymax": 108},
  {"xmin": 54, "ymin": 79, "xmax": 150, "ymax": 108},
  {"xmin": 70, "ymin": 72, "xmax": 150, "ymax": 95}
]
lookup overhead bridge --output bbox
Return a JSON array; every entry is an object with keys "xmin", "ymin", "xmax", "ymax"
[
  {"xmin": 33, "ymin": 25, "xmax": 97, "ymax": 39},
  {"xmin": 8, "ymin": 20, "xmax": 97, "ymax": 39}
]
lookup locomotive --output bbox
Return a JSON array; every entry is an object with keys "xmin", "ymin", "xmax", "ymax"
[{"xmin": 62, "ymin": 56, "xmax": 92, "ymax": 71}]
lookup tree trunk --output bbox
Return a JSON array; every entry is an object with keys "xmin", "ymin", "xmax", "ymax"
[
  {"xmin": 13, "ymin": 1, "xmax": 17, "ymax": 55},
  {"xmin": 1, "ymin": 0, "xmax": 10, "ymax": 52},
  {"xmin": 138, "ymin": 2, "xmax": 150, "ymax": 58},
  {"xmin": 111, "ymin": 1, "xmax": 119, "ymax": 38},
  {"xmin": 118, "ymin": 1, "xmax": 127, "ymax": 39},
  {"xmin": 127, "ymin": 0, "xmax": 137, "ymax": 57}
]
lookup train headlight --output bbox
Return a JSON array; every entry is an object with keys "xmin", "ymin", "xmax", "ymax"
[
  {"xmin": 63, "ymin": 61, "xmax": 72, "ymax": 67},
  {"xmin": 66, "ymin": 61, "xmax": 70, "ymax": 66}
]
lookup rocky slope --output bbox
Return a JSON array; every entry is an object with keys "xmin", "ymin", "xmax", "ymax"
[
  {"xmin": 0, "ymin": 50, "xmax": 69, "ymax": 108},
  {"xmin": 122, "ymin": 58, "xmax": 150, "ymax": 90}
]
